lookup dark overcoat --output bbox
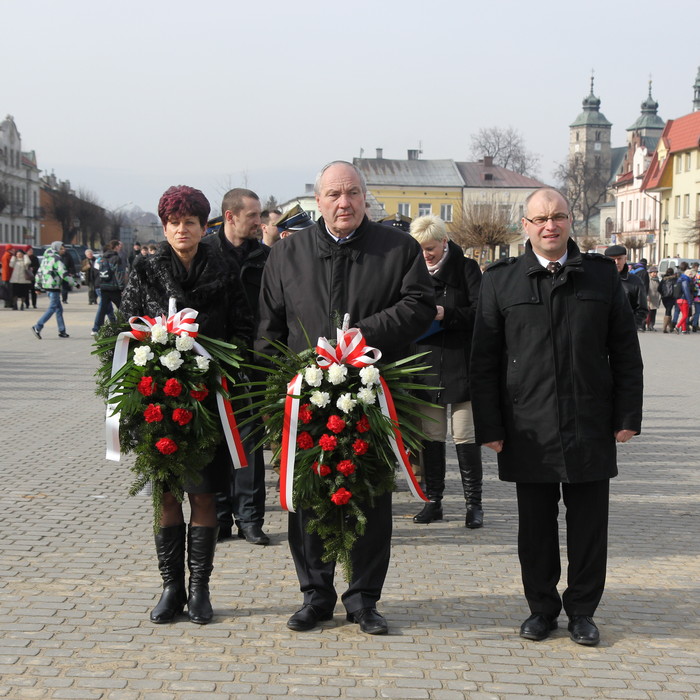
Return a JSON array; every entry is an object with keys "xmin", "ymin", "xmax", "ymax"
[
  {"xmin": 256, "ymin": 217, "xmax": 436, "ymax": 362},
  {"xmin": 470, "ymin": 239, "xmax": 643, "ymax": 484},
  {"xmin": 416, "ymin": 240, "xmax": 482, "ymax": 404},
  {"xmin": 120, "ymin": 241, "xmax": 253, "ymax": 345}
]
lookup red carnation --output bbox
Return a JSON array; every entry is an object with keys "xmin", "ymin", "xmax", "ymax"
[
  {"xmin": 172, "ymin": 408, "xmax": 193, "ymax": 426},
  {"xmin": 337, "ymin": 459, "xmax": 356, "ymax": 476},
  {"xmin": 356, "ymin": 415, "xmax": 370, "ymax": 433},
  {"xmin": 163, "ymin": 378, "xmax": 183, "ymax": 397},
  {"xmin": 144, "ymin": 403, "xmax": 164, "ymax": 423},
  {"xmin": 137, "ymin": 376, "xmax": 157, "ymax": 397},
  {"xmin": 298, "ymin": 404, "xmax": 313, "ymax": 424},
  {"xmin": 155, "ymin": 438, "xmax": 178, "ymax": 455},
  {"xmin": 318, "ymin": 433, "xmax": 338, "ymax": 452},
  {"xmin": 352, "ymin": 438, "xmax": 369, "ymax": 456},
  {"xmin": 297, "ymin": 431, "xmax": 314, "ymax": 450},
  {"xmin": 190, "ymin": 385, "xmax": 209, "ymax": 401},
  {"xmin": 330, "ymin": 487, "xmax": 352, "ymax": 505},
  {"xmin": 326, "ymin": 415, "xmax": 346, "ymax": 434},
  {"xmin": 311, "ymin": 461, "xmax": 332, "ymax": 477}
]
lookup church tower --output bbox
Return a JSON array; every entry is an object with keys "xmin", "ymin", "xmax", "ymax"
[
  {"xmin": 569, "ymin": 75, "xmax": 612, "ymax": 178},
  {"xmin": 626, "ymin": 81, "xmax": 665, "ymax": 143},
  {"xmin": 693, "ymin": 66, "xmax": 700, "ymax": 112}
]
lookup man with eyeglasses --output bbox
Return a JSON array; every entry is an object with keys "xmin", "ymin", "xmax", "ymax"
[{"xmin": 471, "ymin": 187, "xmax": 643, "ymax": 647}]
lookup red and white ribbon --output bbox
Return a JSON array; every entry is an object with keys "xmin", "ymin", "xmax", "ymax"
[
  {"xmin": 315, "ymin": 327, "xmax": 382, "ymax": 369},
  {"xmin": 377, "ymin": 377, "xmax": 427, "ymax": 502},
  {"xmin": 278, "ymin": 326, "xmax": 426, "ymax": 511},
  {"xmin": 105, "ymin": 299, "xmax": 247, "ymax": 470}
]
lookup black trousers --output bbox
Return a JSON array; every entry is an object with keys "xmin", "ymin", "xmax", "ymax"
[
  {"xmin": 288, "ymin": 490, "xmax": 392, "ymax": 614},
  {"xmin": 516, "ymin": 479, "xmax": 609, "ymax": 619},
  {"xmin": 216, "ymin": 422, "xmax": 266, "ymax": 528}
]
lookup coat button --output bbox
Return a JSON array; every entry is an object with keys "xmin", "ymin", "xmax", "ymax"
[
  {"xmin": 531, "ymin": 296, "xmax": 537, "ymax": 301},
  {"xmin": 513, "ymin": 398, "xmax": 518, "ymax": 404}
]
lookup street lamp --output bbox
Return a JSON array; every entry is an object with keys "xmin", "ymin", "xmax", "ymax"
[{"xmin": 661, "ymin": 219, "xmax": 668, "ymax": 259}]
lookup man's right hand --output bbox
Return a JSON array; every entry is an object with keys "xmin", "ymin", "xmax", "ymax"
[{"xmin": 484, "ymin": 440, "xmax": 504, "ymax": 453}]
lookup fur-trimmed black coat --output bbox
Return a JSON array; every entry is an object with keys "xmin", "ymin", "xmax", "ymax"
[
  {"xmin": 417, "ymin": 240, "xmax": 482, "ymax": 404},
  {"xmin": 120, "ymin": 241, "xmax": 253, "ymax": 346}
]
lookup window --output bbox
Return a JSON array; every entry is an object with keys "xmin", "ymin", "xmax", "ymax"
[
  {"xmin": 627, "ymin": 201, "xmax": 632, "ymax": 221},
  {"xmin": 440, "ymin": 204, "xmax": 453, "ymax": 222},
  {"xmin": 398, "ymin": 202, "xmax": 410, "ymax": 217},
  {"xmin": 686, "ymin": 153, "xmax": 691, "ymax": 171},
  {"xmin": 676, "ymin": 156, "xmax": 682, "ymax": 174},
  {"xmin": 675, "ymin": 195, "xmax": 681, "ymax": 218},
  {"xmin": 418, "ymin": 203, "xmax": 431, "ymax": 217},
  {"xmin": 684, "ymin": 194, "xmax": 690, "ymax": 218}
]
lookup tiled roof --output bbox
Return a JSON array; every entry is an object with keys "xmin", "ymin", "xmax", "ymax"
[
  {"xmin": 354, "ymin": 158, "xmax": 464, "ymax": 187},
  {"xmin": 455, "ymin": 162, "xmax": 545, "ymax": 188}
]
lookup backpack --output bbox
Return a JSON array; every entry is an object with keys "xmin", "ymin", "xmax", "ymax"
[
  {"xmin": 659, "ymin": 277, "xmax": 675, "ymax": 298},
  {"xmin": 98, "ymin": 257, "xmax": 126, "ymax": 291},
  {"xmin": 672, "ymin": 276, "xmax": 696, "ymax": 300}
]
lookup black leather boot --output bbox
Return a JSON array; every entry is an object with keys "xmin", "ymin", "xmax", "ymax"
[
  {"xmin": 413, "ymin": 441, "xmax": 446, "ymax": 523},
  {"xmin": 187, "ymin": 526, "xmax": 218, "ymax": 624},
  {"xmin": 150, "ymin": 523, "xmax": 187, "ymax": 623},
  {"xmin": 456, "ymin": 443, "xmax": 484, "ymax": 529}
]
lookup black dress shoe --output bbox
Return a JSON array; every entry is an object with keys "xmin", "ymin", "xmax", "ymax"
[
  {"xmin": 237, "ymin": 523, "xmax": 270, "ymax": 545},
  {"xmin": 568, "ymin": 615, "xmax": 600, "ymax": 646},
  {"xmin": 519, "ymin": 613, "xmax": 558, "ymax": 641},
  {"xmin": 346, "ymin": 607, "xmax": 388, "ymax": 635},
  {"xmin": 287, "ymin": 604, "xmax": 333, "ymax": 631}
]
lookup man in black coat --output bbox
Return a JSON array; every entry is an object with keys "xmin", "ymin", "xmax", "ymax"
[
  {"xmin": 605, "ymin": 244, "xmax": 648, "ymax": 331},
  {"xmin": 204, "ymin": 188, "xmax": 270, "ymax": 546},
  {"xmin": 256, "ymin": 161, "xmax": 435, "ymax": 634},
  {"xmin": 471, "ymin": 187, "xmax": 643, "ymax": 647}
]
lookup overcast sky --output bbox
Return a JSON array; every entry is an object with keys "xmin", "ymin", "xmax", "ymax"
[{"xmin": 3, "ymin": 0, "xmax": 699, "ymax": 217}]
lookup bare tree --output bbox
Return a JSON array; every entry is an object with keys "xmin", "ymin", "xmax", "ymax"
[
  {"xmin": 469, "ymin": 126, "xmax": 541, "ymax": 177},
  {"xmin": 263, "ymin": 195, "xmax": 280, "ymax": 211},
  {"xmin": 76, "ymin": 189, "xmax": 107, "ymax": 248},
  {"xmin": 554, "ymin": 156, "xmax": 608, "ymax": 237},
  {"xmin": 451, "ymin": 197, "xmax": 520, "ymax": 264},
  {"xmin": 106, "ymin": 208, "xmax": 132, "ymax": 241},
  {"xmin": 622, "ymin": 235, "xmax": 646, "ymax": 260},
  {"xmin": 51, "ymin": 186, "xmax": 79, "ymax": 243},
  {"xmin": 576, "ymin": 235, "xmax": 599, "ymax": 253},
  {"xmin": 683, "ymin": 214, "xmax": 700, "ymax": 250}
]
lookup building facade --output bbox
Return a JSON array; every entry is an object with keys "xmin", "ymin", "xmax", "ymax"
[{"xmin": 0, "ymin": 115, "xmax": 41, "ymax": 245}]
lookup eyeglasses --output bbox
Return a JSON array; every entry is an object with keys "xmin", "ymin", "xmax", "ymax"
[{"xmin": 524, "ymin": 213, "xmax": 570, "ymax": 226}]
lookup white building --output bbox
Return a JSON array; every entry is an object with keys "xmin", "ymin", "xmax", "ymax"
[{"xmin": 0, "ymin": 115, "xmax": 41, "ymax": 244}]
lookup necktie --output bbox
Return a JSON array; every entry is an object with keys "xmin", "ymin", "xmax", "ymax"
[{"xmin": 546, "ymin": 261, "xmax": 561, "ymax": 276}]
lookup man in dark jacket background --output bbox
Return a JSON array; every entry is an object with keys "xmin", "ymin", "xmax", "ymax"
[
  {"xmin": 204, "ymin": 188, "xmax": 270, "ymax": 546},
  {"xmin": 471, "ymin": 187, "xmax": 643, "ymax": 647},
  {"xmin": 257, "ymin": 160, "xmax": 435, "ymax": 635},
  {"xmin": 605, "ymin": 244, "xmax": 648, "ymax": 331}
]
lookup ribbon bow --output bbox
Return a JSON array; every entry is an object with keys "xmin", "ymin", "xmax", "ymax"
[{"xmin": 315, "ymin": 327, "xmax": 382, "ymax": 369}]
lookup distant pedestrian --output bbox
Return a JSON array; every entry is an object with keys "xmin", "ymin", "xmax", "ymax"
[
  {"xmin": 81, "ymin": 249, "xmax": 98, "ymax": 304},
  {"xmin": 1, "ymin": 246, "xmax": 14, "ymax": 308},
  {"xmin": 91, "ymin": 240, "xmax": 127, "ymax": 337},
  {"xmin": 26, "ymin": 246, "xmax": 40, "ymax": 309},
  {"xmin": 604, "ymin": 245, "xmax": 648, "ymax": 331},
  {"xmin": 646, "ymin": 266, "xmax": 661, "ymax": 331},
  {"xmin": 9, "ymin": 249, "xmax": 32, "ymax": 310},
  {"xmin": 673, "ymin": 261, "xmax": 694, "ymax": 334},
  {"xmin": 31, "ymin": 241, "xmax": 75, "ymax": 339},
  {"xmin": 658, "ymin": 268, "xmax": 677, "ymax": 333},
  {"xmin": 60, "ymin": 248, "xmax": 76, "ymax": 303}
]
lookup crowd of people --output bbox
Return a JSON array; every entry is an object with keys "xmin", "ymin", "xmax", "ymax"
[{"xmin": 6, "ymin": 169, "xmax": 652, "ymax": 648}]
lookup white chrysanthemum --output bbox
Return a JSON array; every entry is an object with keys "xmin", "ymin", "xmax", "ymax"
[
  {"xmin": 195, "ymin": 356, "xmax": 210, "ymax": 371},
  {"xmin": 309, "ymin": 391, "xmax": 331, "ymax": 408},
  {"xmin": 151, "ymin": 324, "xmax": 169, "ymax": 344},
  {"xmin": 160, "ymin": 350, "xmax": 184, "ymax": 371},
  {"xmin": 357, "ymin": 387, "xmax": 376, "ymax": 405},
  {"xmin": 336, "ymin": 392, "xmax": 357, "ymax": 414},
  {"xmin": 359, "ymin": 366, "xmax": 380, "ymax": 386},
  {"xmin": 133, "ymin": 345, "xmax": 155, "ymax": 367},
  {"xmin": 327, "ymin": 364, "xmax": 348, "ymax": 385},
  {"xmin": 304, "ymin": 366, "xmax": 323, "ymax": 387},
  {"xmin": 175, "ymin": 333, "xmax": 195, "ymax": 351}
]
